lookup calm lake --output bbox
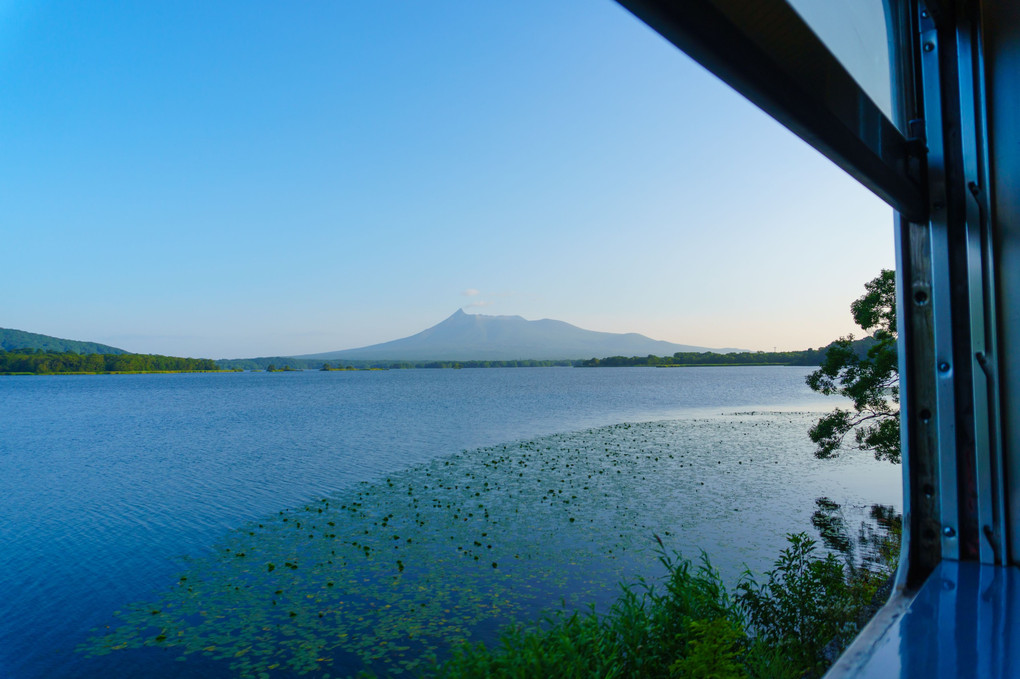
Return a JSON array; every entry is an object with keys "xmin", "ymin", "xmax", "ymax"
[{"xmin": 0, "ymin": 367, "xmax": 901, "ymax": 678}]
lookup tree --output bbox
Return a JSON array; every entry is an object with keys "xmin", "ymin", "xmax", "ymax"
[{"xmin": 807, "ymin": 269, "xmax": 900, "ymax": 463}]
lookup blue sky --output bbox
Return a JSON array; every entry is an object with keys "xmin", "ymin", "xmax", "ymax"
[{"xmin": 1, "ymin": 1, "xmax": 894, "ymax": 358}]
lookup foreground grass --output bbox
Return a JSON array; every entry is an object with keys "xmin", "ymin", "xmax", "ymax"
[{"xmin": 420, "ymin": 533, "xmax": 894, "ymax": 679}]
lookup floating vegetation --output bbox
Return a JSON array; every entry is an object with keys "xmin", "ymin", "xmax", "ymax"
[{"xmin": 79, "ymin": 413, "xmax": 898, "ymax": 677}]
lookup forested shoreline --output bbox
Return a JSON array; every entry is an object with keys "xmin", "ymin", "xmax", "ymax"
[
  {"xmin": 4, "ymin": 343, "xmax": 873, "ymax": 375},
  {"xmin": 217, "ymin": 346, "xmax": 851, "ymax": 371},
  {"xmin": 0, "ymin": 349, "xmax": 219, "ymax": 374},
  {"xmin": 216, "ymin": 357, "xmax": 580, "ymax": 371},
  {"xmin": 579, "ymin": 348, "xmax": 829, "ymax": 367}
]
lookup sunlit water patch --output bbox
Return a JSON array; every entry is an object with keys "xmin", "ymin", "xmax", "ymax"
[{"xmin": 80, "ymin": 412, "xmax": 899, "ymax": 677}]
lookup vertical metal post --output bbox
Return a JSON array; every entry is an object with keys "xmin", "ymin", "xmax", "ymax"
[
  {"xmin": 899, "ymin": 214, "xmax": 944, "ymax": 585},
  {"xmin": 953, "ymin": 1, "xmax": 1005, "ymax": 565},
  {"xmin": 918, "ymin": 4, "xmax": 962, "ymax": 563},
  {"xmin": 981, "ymin": 0, "xmax": 1020, "ymax": 566}
]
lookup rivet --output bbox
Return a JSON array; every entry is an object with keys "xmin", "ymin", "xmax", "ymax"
[
  {"xmin": 943, "ymin": 526, "xmax": 956, "ymax": 538},
  {"xmin": 924, "ymin": 42, "xmax": 935, "ymax": 52},
  {"xmin": 939, "ymin": 362, "xmax": 951, "ymax": 373}
]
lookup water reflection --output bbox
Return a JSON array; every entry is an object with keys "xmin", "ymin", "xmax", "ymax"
[
  {"xmin": 80, "ymin": 413, "xmax": 899, "ymax": 677},
  {"xmin": 811, "ymin": 497, "xmax": 901, "ymax": 576}
]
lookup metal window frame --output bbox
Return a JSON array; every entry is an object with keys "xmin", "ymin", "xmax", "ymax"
[
  {"xmin": 617, "ymin": 0, "xmax": 927, "ymax": 221},
  {"xmin": 616, "ymin": 0, "xmax": 1008, "ymax": 602}
]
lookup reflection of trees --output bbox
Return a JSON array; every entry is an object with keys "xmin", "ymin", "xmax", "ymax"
[{"xmin": 811, "ymin": 497, "xmax": 901, "ymax": 576}]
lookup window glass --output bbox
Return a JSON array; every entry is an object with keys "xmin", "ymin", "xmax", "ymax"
[{"xmin": 785, "ymin": 0, "xmax": 895, "ymax": 123}]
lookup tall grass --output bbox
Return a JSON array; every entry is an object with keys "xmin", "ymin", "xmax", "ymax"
[{"xmin": 417, "ymin": 532, "xmax": 896, "ymax": 679}]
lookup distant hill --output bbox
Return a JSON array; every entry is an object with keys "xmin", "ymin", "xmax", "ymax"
[
  {"xmin": 299, "ymin": 310, "xmax": 741, "ymax": 362},
  {"xmin": 0, "ymin": 328, "xmax": 128, "ymax": 355}
]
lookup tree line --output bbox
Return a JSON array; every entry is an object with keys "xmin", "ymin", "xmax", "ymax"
[
  {"xmin": 376, "ymin": 359, "xmax": 577, "ymax": 370},
  {"xmin": 0, "ymin": 348, "xmax": 219, "ymax": 374},
  {"xmin": 218, "ymin": 350, "xmax": 865, "ymax": 372},
  {"xmin": 215, "ymin": 357, "xmax": 580, "ymax": 371},
  {"xmin": 579, "ymin": 348, "xmax": 833, "ymax": 367},
  {"xmin": 5, "ymin": 345, "xmax": 860, "ymax": 375}
]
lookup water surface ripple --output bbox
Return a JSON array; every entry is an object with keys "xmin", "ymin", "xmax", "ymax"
[{"xmin": 0, "ymin": 367, "xmax": 897, "ymax": 678}]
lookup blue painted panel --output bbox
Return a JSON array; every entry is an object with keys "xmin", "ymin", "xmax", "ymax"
[{"xmin": 830, "ymin": 561, "xmax": 1020, "ymax": 677}]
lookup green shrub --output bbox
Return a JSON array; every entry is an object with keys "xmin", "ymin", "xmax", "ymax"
[
  {"xmin": 420, "ymin": 531, "xmax": 897, "ymax": 679},
  {"xmin": 737, "ymin": 534, "xmax": 857, "ymax": 676},
  {"xmin": 669, "ymin": 617, "xmax": 745, "ymax": 679},
  {"xmin": 427, "ymin": 546, "xmax": 745, "ymax": 678}
]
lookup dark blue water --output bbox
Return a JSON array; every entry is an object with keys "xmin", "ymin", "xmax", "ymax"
[{"xmin": 0, "ymin": 367, "xmax": 863, "ymax": 678}]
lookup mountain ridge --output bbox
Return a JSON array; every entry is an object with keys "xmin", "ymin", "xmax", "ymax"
[
  {"xmin": 0, "ymin": 327, "xmax": 128, "ymax": 355},
  {"xmin": 299, "ymin": 309, "xmax": 742, "ymax": 361}
]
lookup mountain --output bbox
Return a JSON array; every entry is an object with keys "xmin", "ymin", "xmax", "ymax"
[
  {"xmin": 300, "ymin": 310, "xmax": 739, "ymax": 361},
  {"xmin": 0, "ymin": 328, "xmax": 128, "ymax": 355}
]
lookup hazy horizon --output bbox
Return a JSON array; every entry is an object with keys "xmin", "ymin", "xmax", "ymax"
[
  {"xmin": 6, "ymin": 308, "xmax": 822, "ymax": 361},
  {"xmin": 2, "ymin": 2, "xmax": 894, "ymax": 358}
]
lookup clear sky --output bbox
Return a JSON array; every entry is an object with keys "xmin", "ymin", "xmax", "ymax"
[{"xmin": 1, "ymin": 1, "xmax": 894, "ymax": 359}]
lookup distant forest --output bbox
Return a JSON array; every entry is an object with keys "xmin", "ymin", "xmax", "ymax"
[
  {"xmin": 3, "ymin": 340, "xmax": 874, "ymax": 375},
  {"xmin": 579, "ymin": 348, "xmax": 828, "ymax": 367},
  {"xmin": 216, "ymin": 345, "xmax": 855, "ymax": 372},
  {"xmin": 0, "ymin": 349, "xmax": 219, "ymax": 374},
  {"xmin": 215, "ymin": 357, "xmax": 579, "ymax": 371}
]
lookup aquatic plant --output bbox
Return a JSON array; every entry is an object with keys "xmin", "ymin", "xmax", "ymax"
[{"xmin": 79, "ymin": 413, "xmax": 897, "ymax": 677}]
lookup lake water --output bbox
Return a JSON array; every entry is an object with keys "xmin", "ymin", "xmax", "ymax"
[{"xmin": 0, "ymin": 367, "xmax": 901, "ymax": 678}]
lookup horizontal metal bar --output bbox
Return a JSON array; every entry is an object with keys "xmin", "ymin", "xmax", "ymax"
[{"xmin": 617, "ymin": 0, "xmax": 928, "ymax": 222}]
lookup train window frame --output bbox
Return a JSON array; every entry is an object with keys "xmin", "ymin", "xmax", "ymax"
[{"xmin": 616, "ymin": 0, "xmax": 1015, "ymax": 674}]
